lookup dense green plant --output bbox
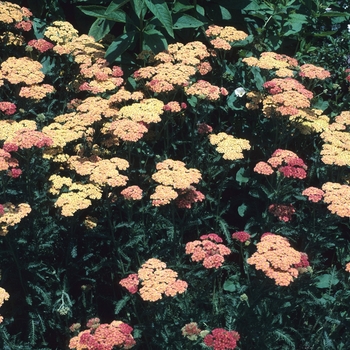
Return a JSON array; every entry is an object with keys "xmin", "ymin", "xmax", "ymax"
[{"xmin": 1, "ymin": 1, "xmax": 350, "ymax": 349}]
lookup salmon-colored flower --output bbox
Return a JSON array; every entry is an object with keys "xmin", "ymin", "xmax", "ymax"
[
  {"xmin": 181, "ymin": 322, "xmax": 202, "ymax": 341},
  {"xmin": 268, "ymin": 204, "xmax": 295, "ymax": 222},
  {"xmin": 203, "ymin": 328, "xmax": 240, "ymax": 350},
  {"xmin": 0, "ymin": 287, "xmax": 10, "ymax": 323},
  {"xmin": 232, "ymin": 231, "xmax": 251, "ymax": 243},
  {"xmin": 121, "ymin": 186, "xmax": 143, "ymax": 200},
  {"xmin": 302, "ymin": 187, "xmax": 324, "ymax": 203}
]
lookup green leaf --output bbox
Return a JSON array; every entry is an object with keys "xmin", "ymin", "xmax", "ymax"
[
  {"xmin": 315, "ymin": 274, "xmax": 339, "ymax": 289},
  {"xmin": 144, "ymin": 0, "xmax": 174, "ymax": 38},
  {"xmin": 143, "ymin": 28, "xmax": 167, "ymax": 53},
  {"xmin": 219, "ymin": 5, "xmax": 231, "ymax": 20},
  {"xmin": 223, "ymin": 276, "xmax": 238, "ymax": 292},
  {"xmin": 173, "ymin": 0, "xmax": 194, "ymax": 13},
  {"xmin": 77, "ymin": 5, "xmax": 108, "ymax": 18},
  {"xmin": 238, "ymin": 203, "xmax": 248, "ymax": 217},
  {"xmin": 114, "ymin": 295, "xmax": 130, "ymax": 315},
  {"xmin": 236, "ymin": 167, "xmax": 249, "ymax": 184},
  {"xmin": 89, "ymin": 18, "xmax": 115, "ymax": 41},
  {"xmin": 173, "ymin": 14, "xmax": 204, "ymax": 29},
  {"xmin": 319, "ymin": 11, "xmax": 350, "ymax": 18},
  {"xmin": 313, "ymin": 98, "xmax": 329, "ymax": 111},
  {"xmin": 313, "ymin": 30, "xmax": 338, "ymax": 37},
  {"xmin": 131, "ymin": 0, "xmax": 147, "ymax": 19},
  {"xmin": 105, "ymin": 31, "xmax": 137, "ymax": 63}
]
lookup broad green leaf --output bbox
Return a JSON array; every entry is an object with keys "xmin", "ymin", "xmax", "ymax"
[
  {"xmin": 236, "ymin": 168, "xmax": 249, "ymax": 184},
  {"xmin": 173, "ymin": 14, "xmax": 204, "ymax": 29},
  {"xmin": 313, "ymin": 98, "xmax": 329, "ymax": 111},
  {"xmin": 131, "ymin": 0, "xmax": 147, "ymax": 19},
  {"xmin": 89, "ymin": 18, "xmax": 115, "ymax": 41},
  {"xmin": 106, "ymin": 0, "xmax": 128, "ymax": 13},
  {"xmin": 144, "ymin": 0, "xmax": 174, "ymax": 38},
  {"xmin": 315, "ymin": 274, "xmax": 339, "ymax": 289},
  {"xmin": 77, "ymin": 5, "xmax": 108, "ymax": 18},
  {"xmin": 142, "ymin": 28, "xmax": 167, "ymax": 53},
  {"xmin": 173, "ymin": 0, "xmax": 193, "ymax": 13},
  {"xmin": 219, "ymin": 5, "xmax": 231, "ymax": 20},
  {"xmin": 105, "ymin": 31, "xmax": 137, "ymax": 63},
  {"xmin": 223, "ymin": 278, "xmax": 236, "ymax": 292}
]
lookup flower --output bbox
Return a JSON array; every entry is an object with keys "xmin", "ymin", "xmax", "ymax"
[
  {"xmin": 247, "ymin": 234, "xmax": 302, "ymax": 286},
  {"xmin": 28, "ymin": 39, "xmax": 54, "ymax": 52},
  {"xmin": 299, "ymin": 64, "xmax": 331, "ymax": 80},
  {"xmin": 0, "ymin": 101, "xmax": 16, "ymax": 115},
  {"xmin": 268, "ymin": 204, "xmax": 295, "ymax": 222},
  {"xmin": 44, "ymin": 21, "xmax": 79, "ymax": 44},
  {"xmin": 0, "ymin": 202, "xmax": 31, "ymax": 236},
  {"xmin": 133, "ymin": 258, "xmax": 188, "ymax": 302},
  {"xmin": 119, "ymin": 274, "xmax": 139, "ymax": 294},
  {"xmin": 346, "ymin": 263, "xmax": 350, "ymax": 272},
  {"xmin": 175, "ymin": 186, "xmax": 205, "ymax": 208},
  {"xmin": 69, "ymin": 320, "xmax": 136, "ymax": 349},
  {"xmin": 197, "ymin": 123, "xmax": 213, "ymax": 134},
  {"xmin": 19, "ymin": 84, "xmax": 55, "ymax": 100},
  {"xmin": 203, "ymin": 328, "xmax": 240, "ymax": 350},
  {"xmin": 0, "ymin": 287, "xmax": 10, "ymax": 324},
  {"xmin": 302, "ymin": 187, "xmax": 324, "ymax": 203},
  {"xmin": 185, "ymin": 234, "xmax": 231, "ymax": 269},
  {"xmin": 121, "ymin": 186, "xmax": 143, "ymax": 200},
  {"xmin": 253, "ymin": 161, "xmax": 274, "ymax": 175},
  {"xmin": 321, "ymin": 182, "xmax": 350, "ymax": 217},
  {"xmin": 209, "ymin": 132, "xmax": 251, "ymax": 161},
  {"xmin": 234, "ymin": 87, "xmax": 246, "ymax": 97},
  {"xmin": 232, "ymin": 231, "xmax": 251, "ymax": 243},
  {"xmin": 185, "ymin": 80, "xmax": 228, "ymax": 101},
  {"xmin": 181, "ymin": 322, "xmax": 202, "ymax": 341}
]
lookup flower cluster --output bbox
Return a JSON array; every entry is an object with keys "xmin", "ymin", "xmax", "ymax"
[
  {"xmin": 19, "ymin": 84, "xmax": 55, "ymax": 100},
  {"xmin": 0, "ymin": 146, "xmax": 20, "ymax": 177},
  {"xmin": 185, "ymin": 80, "xmax": 228, "ymax": 101},
  {"xmin": 254, "ymin": 149, "xmax": 307, "ymax": 179},
  {"xmin": 320, "ymin": 111, "xmax": 350, "ymax": 166},
  {"xmin": 181, "ymin": 322, "xmax": 204, "ymax": 341},
  {"xmin": 231, "ymin": 231, "xmax": 251, "ymax": 243},
  {"xmin": 299, "ymin": 64, "xmax": 331, "ymax": 80},
  {"xmin": 198, "ymin": 123, "xmax": 213, "ymax": 134},
  {"xmin": 247, "ymin": 233, "xmax": 302, "ymax": 286},
  {"xmin": 68, "ymin": 155, "xmax": 129, "ymax": 188},
  {"xmin": 0, "ymin": 287, "xmax": 10, "ymax": 323},
  {"xmin": 205, "ymin": 24, "xmax": 248, "ymax": 50},
  {"xmin": 289, "ymin": 108, "xmax": 330, "ymax": 135},
  {"xmin": 0, "ymin": 2, "xmax": 32, "ymax": 27},
  {"xmin": 174, "ymin": 186, "xmax": 205, "ymax": 209},
  {"xmin": 203, "ymin": 328, "xmax": 240, "ymax": 350},
  {"xmin": 151, "ymin": 159, "xmax": 202, "ymax": 206},
  {"xmin": 120, "ymin": 258, "xmax": 188, "ymax": 302},
  {"xmin": 209, "ymin": 132, "xmax": 251, "ymax": 161},
  {"xmin": 185, "ymin": 234, "xmax": 231, "ymax": 269},
  {"xmin": 49, "ymin": 177, "xmax": 102, "ymax": 216},
  {"xmin": 0, "ymin": 202, "xmax": 31, "ymax": 236},
  {"xmin": 268, "ymin": 204, "xmax": 295, "ymax": 222},
  {"xmin": 302, "ymin": 187, "xmax": 324, "ymax": 203},
  {"xmin": 0, "ymin": 101, "xmax": 16, "ymax": 115},
  {"xmin": 28, "ymin": 39, "xmax": 54, "ymax": 53},
  {"xmin": 44, "ymin": 20, "xmax": 79, "ymax": 44},
  {"xmin": 120, "ymin": 186, "xmax": 143, "ymax": 201},
  {"xmin": 321, "ymin": 182, "xmax": 350, "ymax": 217},
  {"xmin": 5, "ymin": 129, "xmax": 53, "ymax": 149},
  {"xmin": 69, "ymin": 320, "xmax": 135, "ymax": 349},
  {"xmin": 293, "ymin": 252, "xmax": 310, "ymax": 274}
]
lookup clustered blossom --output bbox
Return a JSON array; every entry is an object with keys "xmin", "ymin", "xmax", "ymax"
[
  {"xmin": 321, "ymin": 182, "xmax": 350, "ymax": 217},
  {"xmin": 0, "ymin": 147, "xmax": 20, "ymax": 177},
  {"xmin": 320, "ymin": 111, "xmax": 350, "ymax": 166},
  {"xmin": 205, "ymin": 25, "xmax": 248, "ymax": 50},
  {"xmin": 268, "ymin": 204, "xmax": 296, "ymax": 222},
  {"xmin": 293, "ymin": 252, "xmax": 310, "ymax": 274},
  {"xmin": 181, "ymin": 322, "xmax": 203, "ymax": 341},
  {"xmin": 151, "ymin": 159, "xmax": 202, "ymax": 206},
  {"xmin": 185, "ymin": 80, "xmax": 228, "ymax": 101},
  {"xmin": 19, "ymin": 84, "xmax": 55, "ymax": 100},
  {"xmin": 5, "ymin": 130, "xmax": 53, "ymax": 149},
  {"xmin": 232, "ymin": 231, "xmax": 251, "ymax": 243},
  {"xmin": 302, "ymin": 187, "xmax": 324, "ymax": 203},
  {"xmin": 0, "ymin": 202, "xmax": 31, "ymax": 236},
  {"xmin": 174, "ymin": 186, "xmax": 205, "ymax": 209},
  {"xmin": 247, "ymin": 233, "xmax": 303, "ymax": 286},
  {"xmin": 0, "ymin": 31, "xmax": 25, "ymax": 46},
  {"xmin": 289, "ymin": 108, "xmax": 330, "ymax": 135},
  {"xmin": 0, "ymin": 2, "xmax": 32, "ymax": 26},
  {"xmin": 120, "ymin": 186, "xmax": 143, "ymax": 201},
  {"xmin": 254, "ymin": 149, "xmax": 307, "ymax": 179},
  {"xmin": 120, "ymin": 258, "xmax": 188, "ymax": 302},
  {"xmin": 262, "ymin": 78, "xmax": 313, "ymax": 117},
  {"xmin": 0, "ymin": 101, "xmax": 16, "ymax": 115},
  {"xmin": 209, "ymin": 132, "xmax": 251, "ymax": 161},
  {"xmin": 28, "ymin": 38, "xmax": 54, "ymax": 52},
  {"xmin": 69, "ymin": 320, "xmax": 136, "ymax": 349},
  {"xmin": 299, "ymin": 64, "xmax": 331, "ymax": 80},
  {"xmin": 0, "ymin": 287, "xmax": 10, "ymax": 323},
  {"xmin": 203, "ymin": 328, "xmax": 240, "ymax": 350},
  {"xmin": 44, "ymin": 20, "xmax": 79, "ymax": 44},
  {"xmin": 345, "ymin": 262, "xmax": 350, "ymax": 272},
  {"xmin": 185, "ymin": 233, "xmax": 231, "ymax": 269},
  {"xmin": 198, "ymin": 123, "xmax": 213, "ymax": 134}
]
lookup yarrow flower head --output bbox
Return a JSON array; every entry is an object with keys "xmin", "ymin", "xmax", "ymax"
[
  {"xmin": 268, "ymin": 204, "xmax": 295, "ymax": 222},
  {"xmin": 209, "ymin": 132, "xmax": 251, "ymax": 161},
  {"xmin": 321, "ymin": 182, "xmax": 350, "ymax": 217},
  {"xmin": 181, "ymin": 322, "xmax": 203, "ymax": 341},
  {"xmin": 185, "ymin": 234, "xmax": 231, "ymax": 269},
  {"xmin": 203, "ymin": 328, "xmax": 240, "ymax": 350},
  {"xmin": 121, "ymin": 186, "xmax": 143, "ymax": 201},
  {"xmin": 0, "ymin": 287, "xmax": 10, "ymax": 323},
  {"xmin": 197, "ymin": 123, "xmax": 213, "ymax": 134},
  {"xmin": 0, "ymin": 101, "xmax": 16, "ymax": 115},
  {"xmin": 247, "ymin": 233, "xmax": 303, "ymax": 286},
  {"xmin": 122, "ymin": 258, "xmax": 187, "ymax": 302},
  {"xmin": 185, "ymin": 80, "xmax": 228, "ymax": 101},
  {"xmin": 302, "ymin": 187, "xmax": 324, "ymax": 203},
  {"xmin": 69, "ymin": 320, "xmax": 136, "ymax": 349},
  {"xmin": 299, "ymin": 64, "xmax": 331, "ymax": 80},
  {"xmin": 254, "ymin": 149, "xmax": 307, "ymax": 179},
  {"xmin": 232, "ymin": 231, "xmax": 251, "ymax": 243},
  {"xmin": 0, "ymin": 202, "xmax": 31, "ymax": 236},
  {"xmin": 174, "ymin": 186, "xmax": 205, "ymax": 209}
]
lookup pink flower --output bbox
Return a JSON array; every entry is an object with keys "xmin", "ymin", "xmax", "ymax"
[
  {"xmin": 0, "ymin": 102, "xmax": 16, "ymax": 115},
  {"xmin": 3, "ymin": 143, "xmax": 18, "ymax": 152},
  {"xmin": 268, "ymin": 204, "xmax": 295, "ymax": 222},
  {"xmin": 0, "ymin": 204, "xmax": 4, "ymax": 216},
  {"xmin": 232, "ymin": 231, "xmax": 251, "ymax": 243},
  {"xmin": 8, "ymin": 168, "xmax": 22, "ymax": 178},
  {"xmin": 197, "ymin": 123, "xmax": 213, "ymax": 134},
  {"xmin": 204, "ymin": 328, "xmax": 240, "ymax": 350},
  {"xmin": 302, "ymin": 187, "xmax": 324, "ymax": 203},
  {"xmin": 28, "ymin": 39, "xmax": 54, "ymax": 53},
  {"xmin": 15, "ymin": 20, "xmax": 32, "ymax": 31},
  {"xmin": 119, "ymin": 274, "xmax": 139, "ymax": 294}
]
